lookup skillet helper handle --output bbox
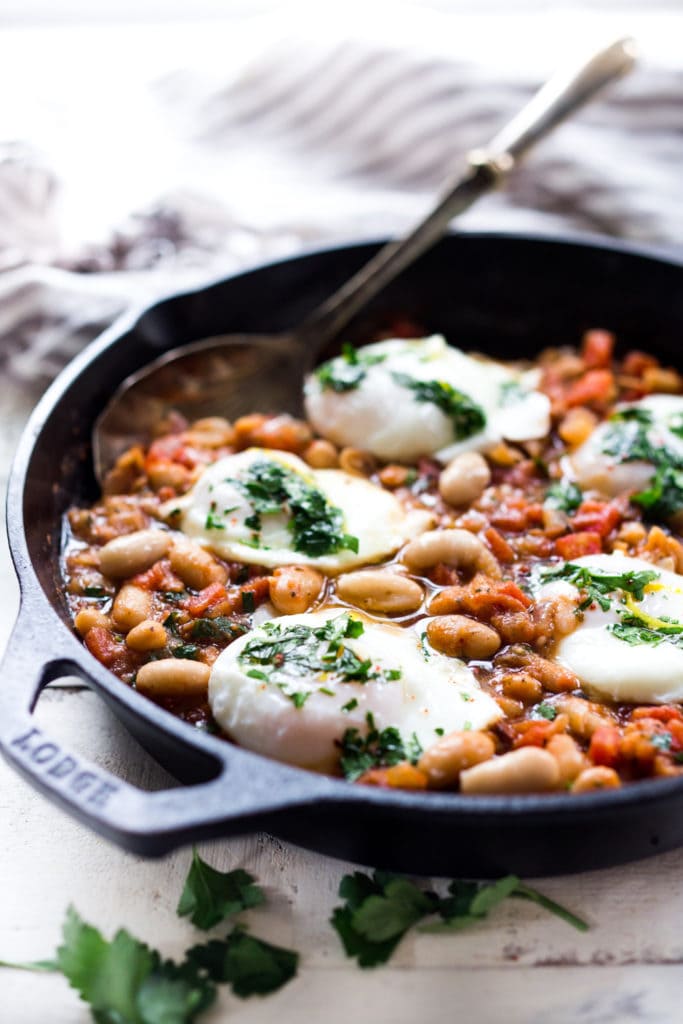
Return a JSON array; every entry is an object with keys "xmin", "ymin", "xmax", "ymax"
[
  {"xmin": 299, "ymin": 36, "xmax": 637, "ymax": 351},
  {"xmin": 0, "ymin": 607, "xmax": 314, "ymax": 855}
]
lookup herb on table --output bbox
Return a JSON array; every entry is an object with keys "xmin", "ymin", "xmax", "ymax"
[
  {"xmin": 540, "ymin": 562, "xmax": 658, "ymax": 614},
  {"xmin": 230, "ymin": 458, "xmax": 358, "ymax": 558},
  {"xmin": 544, "ymin": 479, "xmax": 582, "ymax": 513},
  {"xmin": 238, "ymin": 614, "xmax": 402, "ymax": 702},
  {"xmin": 331, "ymin": 871, "xmax": 588, "ymax": 967},
  {"xmin": 338, "ymin": 714, "xmax": 422, "ymax": 781},
  {"xmin": 392, "ymin": 372, "xmax": 486, "ymax": 441},
  {"xmin": 19, "ymin": 906, "xmax": 217, "ymax": 1023},
  {"xmin": 186, "ymin": 928, "xmax": 298, "ymax": 997},
  {"xmin": 316, "ymin": 342, "xmax": 386, "ymax": 393},
  {"xmin": 177, "ymin": 849, "xmax": 265, "ymax": 930}
]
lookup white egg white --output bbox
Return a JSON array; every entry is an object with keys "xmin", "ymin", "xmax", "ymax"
[
  {"xmin": 568, "ymin": 395, "xmax": 683, "ymax": 499},
  {"xmin": 304, "ymin": 335, "xmax": 551, "ymax": 463},
  {"xmin": 545, "ymin": 553, "xmax": 683, "ymax": 704},
  {"xmin": 208, "ymin": 609, "xmax": 502, "ymax": 772},
  {"xmin": 164, "ymin": 447, "xmax": 431, "ymax": 574}
]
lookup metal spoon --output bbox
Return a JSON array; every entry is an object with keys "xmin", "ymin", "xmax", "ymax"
[{"xmin": 94, "ymin": 37, "xmax": 636, "ymax": 483}]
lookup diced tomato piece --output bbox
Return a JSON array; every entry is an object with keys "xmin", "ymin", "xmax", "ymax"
[
  {"xmin": 430, "ymin": 563, "xmax": 461, "ymax": 587},
  {"xmin": 185, "ymin": 582, "xmax": 228, "ymax": 617},
  {"xmin": 467, "ymin": 578, "xmax": 532, "ymax": 617},
  {"xmin": 484, "ymin": 527, "xmax": 515, "ymax": 564},
  {"xmin": 490, "ymin": 507, "xmax": 527, "ymax": 532},
  {"xmin": 237, "ymin": 576, "xmax": 271, "ymax": 610},
  {"xmin": 589, "ymin": 725, "xmax": 621, "ymax": 767},
  {"xmin": 555, "ymin": 531, "xmax": 602, "ymax": 559},
  {"xmin": 512, "ymin": 720, "xmax": 554, "ymax": 748},
  {"xmin": 146, "ymin": 435, "xmax": 196, "ymax": 469},
  {"xmin": 564, "ymin": 369, "xmax": 616, "ymax": 408},
  {"xmin": 631, "ymin": 706, "xmax": 683, "ymax": 724},
  {"xmin": 622, "ymin": 351, "xmax": 659, "ymax": 377},
  {"xmin": 581, "ymin": 329, "xmax": 615, "ymax": 369},
  {"xmin": 85, "ymin": 626, "xmax": 136, "ymax": 675},
  {"xmin": 571, "ymin": 500, "xmax": 621, "ymax": 538},
  {"xmin": 131, "ymin": 559, "xmax": 184, "ymax": 592},
  {"xmin": 668, "ymin": 720, "xmax": 683, "ymax": 752}
]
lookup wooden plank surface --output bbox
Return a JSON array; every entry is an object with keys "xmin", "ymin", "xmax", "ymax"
[{"xmin": 2, "ymin": 387, "xmax": 683, "ymax": 1022}]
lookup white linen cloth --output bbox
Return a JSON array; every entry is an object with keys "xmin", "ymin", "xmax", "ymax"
[{"xmin": 0, "ymin": 2, "xmax": 680, "ymax": 392}]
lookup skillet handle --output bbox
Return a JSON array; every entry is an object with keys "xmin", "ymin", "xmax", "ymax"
[{"xmin": 0, "ymin": 606, "xmax": 329, "ymax": 856}]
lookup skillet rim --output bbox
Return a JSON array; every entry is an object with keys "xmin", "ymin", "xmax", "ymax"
[{"xmin": 7, "ymin": 228, "xmax": 683, "ymax": 826}]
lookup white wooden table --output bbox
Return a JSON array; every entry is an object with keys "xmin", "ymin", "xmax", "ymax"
[{"xmin": 2, "ymin": 386, "xmax": 682, "ymax": 1023}]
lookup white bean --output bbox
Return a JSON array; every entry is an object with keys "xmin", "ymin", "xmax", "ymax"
[
  {"xmin": 401, "ymin": 528, "xmax": 501, "ymax": 578},
  {"xmin": 438, "ymin": 452, "xmax": 491, "ymax": 507},
  {"xmin": 269, "ymin": 566, "xmax": 324, "ymax": 614},
  {"xmin": 460, "ymin": 747, "xmax": 560, "ymax": 794},
  {"xmin": 111, "ymin": 585, "xmax": 152, "ymax": 632},
  {"xmin": 169, "ymin": 537, "xmax": 228, "ymax": 590},
  {"xmin": 135, "ymin": 658, "xmax": 210, "ymax": 698},
  {"xmin": 125, "ymin": 619, "xmax": 168, "ymax": 651},
  {"xmin": 99, "ymin": 529, "xmax": 170, "ymax": 579},
  {"xmin": 336, "ymin": 570, "xmax": 423, "ymax": 614}
]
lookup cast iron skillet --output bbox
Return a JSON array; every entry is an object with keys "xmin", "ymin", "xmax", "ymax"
[{"xmin": 2, "ymin": 232, "xmax": 683, "ymax": 878}]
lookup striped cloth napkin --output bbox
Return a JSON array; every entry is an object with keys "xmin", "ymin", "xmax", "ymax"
[{"xmin": 0, "ymin": 3, "xmax": 680, "ymax": 391}]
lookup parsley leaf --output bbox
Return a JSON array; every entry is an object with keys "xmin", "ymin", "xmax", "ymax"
[
  {"xmin": 316, "ymin": 343, "xmax": 386, "ymax": 392},
  {"xmin": 331, "ymin": 871, "xmax": 588, "ymax": 968},
  {"xmin": 338, "ymin": 719, "xmax": 422, "ymax": 781},
  {"xmin": 238, "ymin": 613, "xmax": 400, "ymax": 695},
  {"xmin": 177, "ymin": 849, "xmax": 264, "ymax": 931},
  {"xmin": 540, "ymin": 562, "xmax": 657, "ymax": 613},
  {"xmin": 533, "ymin": 702, "xmax": 557, "ymax": 721},
  {"xmin": 186, "ymin": 927, "xmax": 298, "ymax": 997},
  {"xmin": 229, "ymin": 459, "xmax": 358, "ymax": 558},
  {"xmin": 544, "ymin": 479, "xmax": 582, "ymax": 513},
  {"xmin": 600, "ymin": 407, "xmax": 683, "ymax": 519},
  {"xmin": 188, "ymin": 616, "xmax": 250, "ymax": 643},
  {"xmin": 392, "ymin": 372, "xmax": 486, "ymax": 440},
  {"xmin": 54, "ymin": 906, "xmax": 216, "ymax": 1023}
]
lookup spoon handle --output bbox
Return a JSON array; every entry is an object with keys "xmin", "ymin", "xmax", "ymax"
[{"xmin": 300, "ymin": 36, "xmax": 637, "ymax": 350}]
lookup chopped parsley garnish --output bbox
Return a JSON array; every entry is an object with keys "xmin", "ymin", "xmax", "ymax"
[
  {"xmin": 544, "ymin": 479, "xmax": 582, "ymax": 513},
  {"xmin": 173, "ymin": 644, "xmax": 200, "ymax": 660},
  {"xmin": 533, "ymin": 702, "xmax": 557, "ymax": 721},
  {"xmin": 392, "ymin": 372, "xmax": 486, "ymax": 441},
  {"xmin": 609, "ymin": 617, "xmax": 683, "ymax": 648},
  {"xmin": 241, "ymin": 590, "xmax": 256, "ymax": 614},
  {"xmin": 338, "ymin": 715, "xmax": 422, "ymax": 781},
  {"xmin": 316, "ymin": 342, "xmax": 386, "ymax": 392},
  {"xmin": 229, "ymin": 459, "xmax": 358, "ymax": 557},
  {"xmin": 434, "ymin": 727, "xmax": 445, "ymax": 736},
  {"xmin": 600, "ymin": 407, "xmax": 683, "ymax": 518},
  {"xmin": 238, "ymin": 614, "xmax": 401, "ymax": 706},
  {"xmin": 331, "ymin": 870, "xmax": 588, "ymax": 967},
  {"xmin": 288, "ymin": 691, "xmax": 310, "ymax": 709},
  {"xmin": 189, "ymin": 616, "xmax": 250, "ymax": 642},
  {"xmin": 540, "ymin": 562, "xmax": 657, "ymax": 613},
  {"xmin": 83, "ymin": 585, "xmax": 107, "ymax": 598},
  {"xmin": 342, "ymin": 698, "xmax": 359, "ymax": 713},
  {"xmin": 205, "ymin": 504, "xmax": 226, "ymax": 530},
  {"xmin": 498, "ymin": 380, "xmax": 527, "ymax": 406}
]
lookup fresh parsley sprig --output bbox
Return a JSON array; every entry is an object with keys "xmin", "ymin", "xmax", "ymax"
[
  {"xmin": 229, "ymin": 458, "xmax": 358, "ymax": 558},
  {"xmin": 392, "ymin": 372, "xmax": 486, "ymax": 441},
  {"xmin": 544, "ymin": 479, "xmax": 582, "ymax": 513},
  {"xmin": 316, "ymin": 342, "xmax": 386, "ymax": 392},
  {"xmin": 331, "ymin": 870, "xmax": 588, "ymax": 967},
  {"xmin": 177, "ymin": 849, "xmax": 264, "ymax": 930},
  {"xmin": 540, "ymin": 562, "xmax": 658, "ymax": 613},
  {"xmin": 601, "ymin": 406, "xmax": 683, "ymax": 519},
  {"xmin": 338, "ymin": 713, "xmax": 421, "ymax": 780}
]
